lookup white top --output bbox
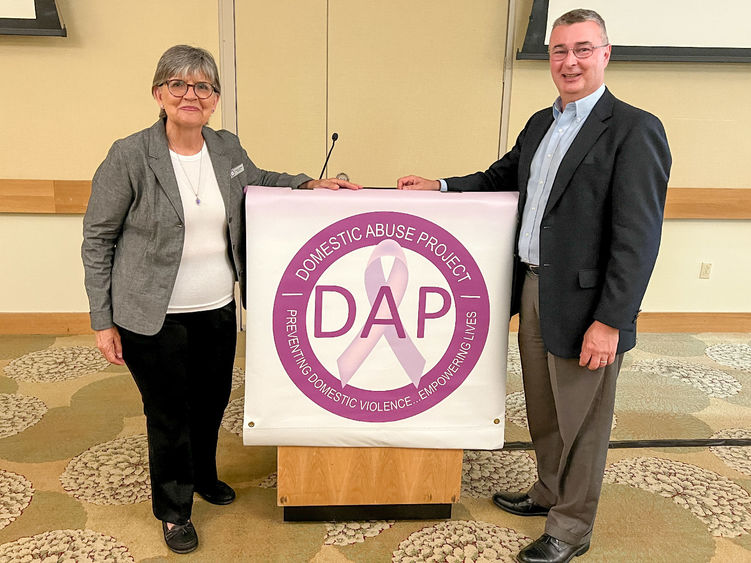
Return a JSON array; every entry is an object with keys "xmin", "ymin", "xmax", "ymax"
[{"xmin": 167, "ymin": 143, "xmax": 235, "ymax": 313}]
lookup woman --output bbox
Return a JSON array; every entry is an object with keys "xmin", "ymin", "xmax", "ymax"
[{"xmin": 82, "ymin": 44, "xmax": 359, "ymax": 554}]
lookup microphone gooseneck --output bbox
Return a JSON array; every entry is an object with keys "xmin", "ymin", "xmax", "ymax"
[{"xmin": 319, "ymin": 132, "xmax": 339, "ymax": 180}]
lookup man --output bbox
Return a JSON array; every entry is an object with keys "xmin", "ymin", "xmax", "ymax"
[{"xmin": 398, "ymin": 9, "xmax": 671, "ymax": 563}]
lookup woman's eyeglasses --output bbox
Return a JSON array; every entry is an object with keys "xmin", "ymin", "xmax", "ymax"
[{"xmin": 160, "ymin": 79, "xmax": 217, "ymax": 99}]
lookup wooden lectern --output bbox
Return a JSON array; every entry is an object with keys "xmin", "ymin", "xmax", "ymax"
[{"xmin": 277, "ymin": 446, "xmax": 463, "ymax": 521}]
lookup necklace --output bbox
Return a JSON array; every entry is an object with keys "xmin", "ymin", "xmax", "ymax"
[{"xmin": 171, "ymin": 143, "xmax": 204, "ymax": 205}]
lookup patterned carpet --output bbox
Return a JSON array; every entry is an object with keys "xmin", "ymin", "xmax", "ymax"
[{"xmin": 1, "ymin": 332, "xmax": 750, "ymax": 562}]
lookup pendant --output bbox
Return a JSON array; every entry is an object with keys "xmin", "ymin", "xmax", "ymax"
[{"xmin": 195, "ymin": 197, "xmax": 201, "ymax": 205}]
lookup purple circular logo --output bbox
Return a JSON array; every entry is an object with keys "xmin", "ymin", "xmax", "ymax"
[{"xmin": 272, "ymin": 211, "xmax": 489, "ymax": 422}]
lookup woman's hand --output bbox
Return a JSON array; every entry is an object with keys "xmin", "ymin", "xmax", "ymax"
[
  {"xmin": 301, "ymin": 178, "xmax": 362, "ymax": 190},
  {"xmin": 95, "ymin": 327, "xmax": 125, "ymax": 365}
]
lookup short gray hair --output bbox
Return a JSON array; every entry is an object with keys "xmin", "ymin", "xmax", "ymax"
[
  {"xmin": 152, "ymin": 45, "xmax": 221, "ymax": 119},
  {"xmin": 552, "ymin": 9, "xmax": 609, "ymax": 44}
]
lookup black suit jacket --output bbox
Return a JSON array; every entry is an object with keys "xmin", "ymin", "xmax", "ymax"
[{"xmin": 446, "ymin": 88, "xmax": 671, "ymax": 358}]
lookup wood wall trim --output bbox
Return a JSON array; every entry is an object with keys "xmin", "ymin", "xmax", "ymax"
[
  {"xmin": 53, "ymin": 181, "xmax": 93, "ymax": 214},
  {"xmin": 0, "ymin": 313, "xmax": 746, "ymax": 335},
  {"xmin": 664, "ymin": 188, "xmax": 751, "ymax": 219},
  {"xmin": 636, "ymin": 312, "xmax": 751, "ymax": 333},
  {"xmin": 0, "ymin": 179, "xmax": 57, "ymax": 213},
  {"xmin": 1, "ymin": 181, "xmax": 750, "ymax": 218},
  {"xmin": 509, "ymin": 313, "xmax": 750, "ymax": 333},
  {"xmin": 0, "ymin": 179, "xmax": 91, "ymax": 214},
  {"xmin": 0, "ymin": 313, "xmax": 92, "ymax": 335}
]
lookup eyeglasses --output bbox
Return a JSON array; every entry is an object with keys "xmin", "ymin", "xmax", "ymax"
[
  {"xmin": 160, "ymin": 79, "xmax": 217, "ymax": 99},
  {"xmin": 549, "ymin": 43, "xmax": 609, "ymax": 61}
]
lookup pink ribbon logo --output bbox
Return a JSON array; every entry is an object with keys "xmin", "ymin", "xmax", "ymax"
[{"xmin": 337, "ymin": 239, "xmax": 426, "ymax": 388}]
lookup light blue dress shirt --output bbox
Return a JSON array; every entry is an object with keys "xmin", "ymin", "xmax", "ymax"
[
  {"xmin": 518, "ymin": 84, "xmax": 605, "ymax": 265},
  {"xmin": 440, "ymin": 83, "xmax": 606, "ymax": 266}
]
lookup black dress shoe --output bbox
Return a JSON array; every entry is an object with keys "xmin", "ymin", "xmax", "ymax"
[
  {"xmin": 162, "ymin": 520, "xmax": 198, "ymax": 554},
  {"xmin": 492, "ymin": 491, "xmax": 550, "ymax": 516},
  {"xmin": 195, "ymin": 480, "xmax": 236, "ymax": 505},
  {"xmin": 516, "ymin": 533, "xmax": 589, "ymax": 563}
]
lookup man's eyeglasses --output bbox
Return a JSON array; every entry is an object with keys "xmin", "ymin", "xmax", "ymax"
[
  {"xmin": 549, "ymin": 43, "xmax": 609, "ymax": 61},
  {"xmin": 160, "ymin": 79, "xmax": 217, "ymax": 99}
]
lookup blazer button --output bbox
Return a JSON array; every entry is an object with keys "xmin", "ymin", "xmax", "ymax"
[
  {"xmin": 177, "ymin": 223, "xmax": 184, "ymax": 228},
  {"xmin": 228, "ymin": 217, "xmax": 233, "ymax": 224}
]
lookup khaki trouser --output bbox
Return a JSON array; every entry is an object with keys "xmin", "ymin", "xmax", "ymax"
[{"xmin": 519, "ymin": 270, "xmax": 622, "ymax": 545}]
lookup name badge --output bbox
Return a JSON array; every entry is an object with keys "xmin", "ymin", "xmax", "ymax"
[{"xmin": 230, "ymin": 164, "xmax": 244, "ymax": 178}]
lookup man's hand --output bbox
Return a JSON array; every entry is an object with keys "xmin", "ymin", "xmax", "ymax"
[
  {"xmin": 301, "ymin": 178, "xmax": 362, "ymax": 190},
  {"xmin": 579, "ymin": 320, "xmax": 619, "ymax": 371},
  {"xmin": 397, "ymin": 175, "xmax": 440, "ymax": 190},
  {"xmin": 95, "ymin": 326, "xmax": 125, "ymax": 365}
]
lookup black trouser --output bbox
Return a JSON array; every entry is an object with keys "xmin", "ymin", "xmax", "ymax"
[{"xmin": 118, "ymin": 301, "xmax": 236, "ymax": 524}]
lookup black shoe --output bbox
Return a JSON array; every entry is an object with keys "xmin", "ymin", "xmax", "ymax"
[
  {"xmin": 492, "ymin": 491, "xmax": 550, "ymax": 516},
  {"xmin": 195, "ymin": 480, "xmax": 236, "ymax": 505},
  {"xmin": 516, "ymin": 534, "xmax": 590, "ymax": 563},
  {"xmin": 162, "ymin": 520, "xmax": 198, "ymax": 554}
]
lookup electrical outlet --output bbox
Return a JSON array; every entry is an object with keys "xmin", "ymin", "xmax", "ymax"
[{"xmin": 699, "ymin": 262, "xmax": 712, "ymax": 279}]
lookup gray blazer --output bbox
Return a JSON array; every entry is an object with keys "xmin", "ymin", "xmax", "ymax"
[{"xmin": 82, "ymin": 119, "xmax": 311, "ymax": 335}]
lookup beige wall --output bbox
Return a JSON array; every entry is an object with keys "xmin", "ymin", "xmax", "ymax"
[
  {"xmin": 235, "ymin": 0, "xmax": 507, "ymax": 187},
  {"xmin": 324, "ymin": 0, "xmax": 507, "ymax": 186},
  {"xmin": 1, "ymin": 0, "xmax": 222, "ymax": 180},
  {"xmin": 235, "ymin": 0, "xmax": 327, "ymax": 178},
  {"xmin": 1, "ymin": 0, "xmax": 749, "ymax": 316},
  {"xmin": 0, "ymin": 0, "xmax": 221, "ymax": 313},
  {"xmin": 0, "ymin": 216, "xmax": 88, "ymax": 312},
  {"xmin": 643, "ymin": 220, "xmax": 750, "ymax": 312}
]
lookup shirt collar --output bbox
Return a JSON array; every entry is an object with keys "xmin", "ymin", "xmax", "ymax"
[{"xmin": 552, "ymin": 83, "xmax": 606, "ymax": 120}]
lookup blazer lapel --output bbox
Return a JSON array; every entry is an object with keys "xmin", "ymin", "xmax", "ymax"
[
  {"xmin": 203, "ymin": 128, "xmax": 231, "ymax": 210},
  {"xmin": 544, "ymin": 90, "xmax": 614, "ymax": 214},
  {"xmin": 147, "ymin": 121, "xmax": 184, "ymax": 223}
]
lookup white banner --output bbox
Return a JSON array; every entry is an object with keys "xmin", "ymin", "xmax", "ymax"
[{"xmin": 243, "ymin": 187, "xmax": 517, "ymax": 449}]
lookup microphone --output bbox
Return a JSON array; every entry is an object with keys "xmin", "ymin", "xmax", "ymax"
[{"xmin": 319, "ymin": 132, "xmax": 339, "ymax": 180}]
